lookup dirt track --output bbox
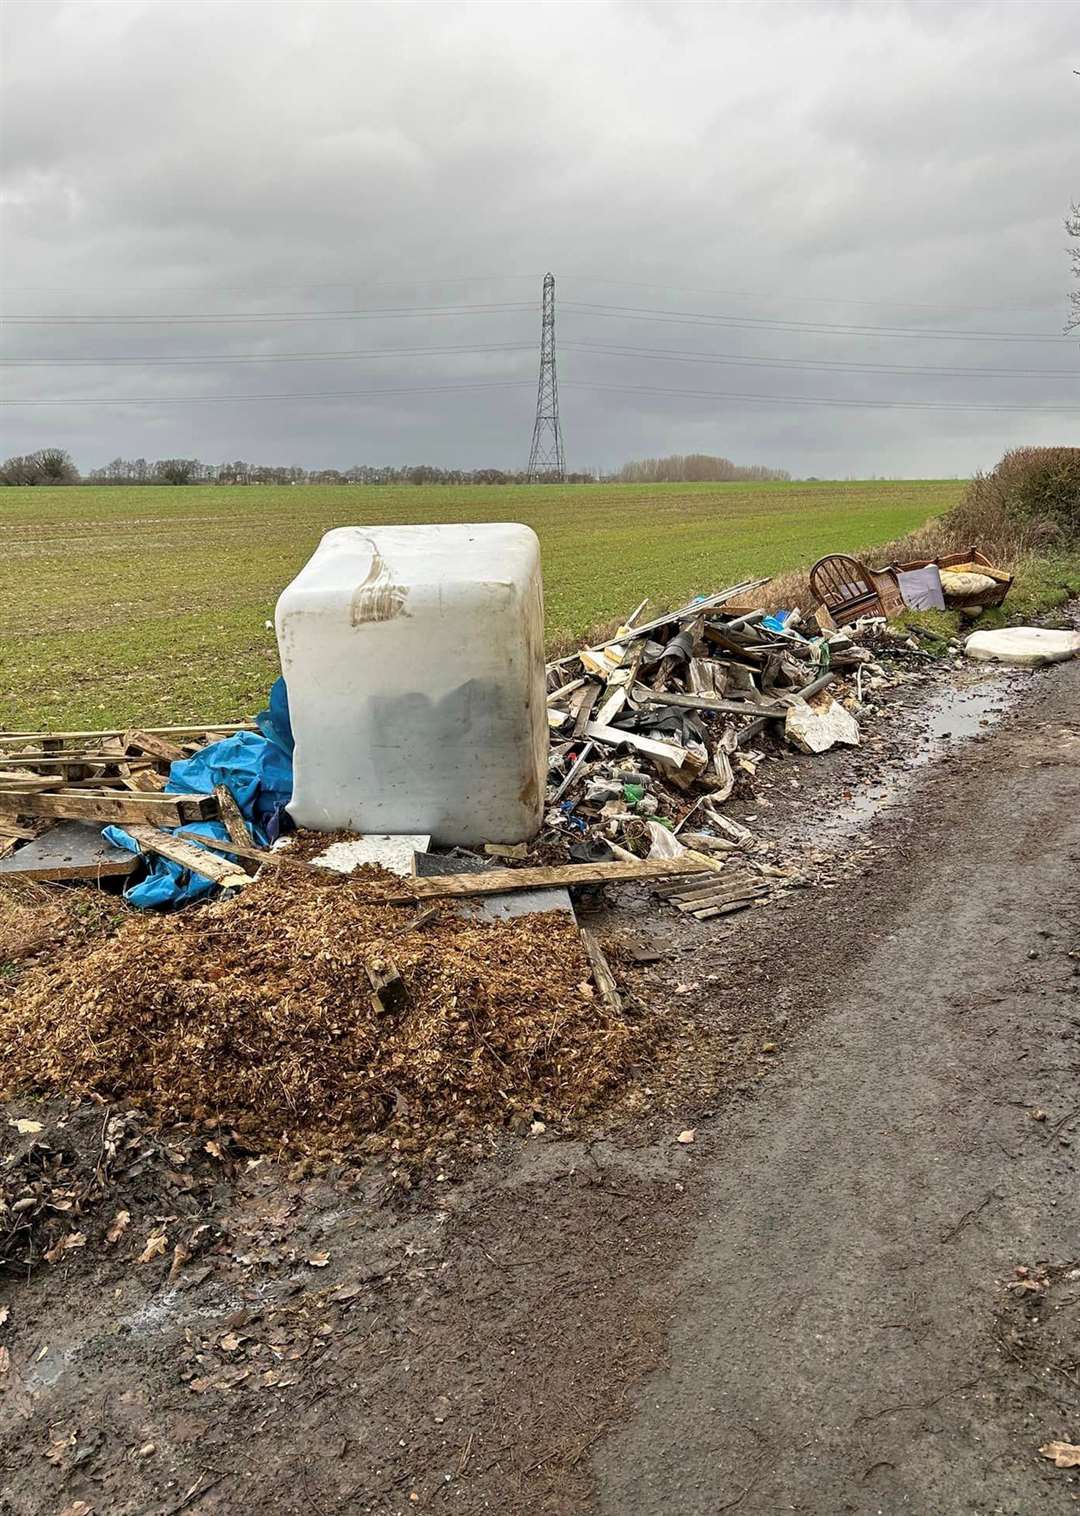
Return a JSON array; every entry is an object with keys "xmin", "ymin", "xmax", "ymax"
[{"xmin": 2, "ymin": 654, "xmax": 1078, "ymax": 1515}]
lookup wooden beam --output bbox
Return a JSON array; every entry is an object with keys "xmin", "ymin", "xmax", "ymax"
[
  {"xmin": 571, "ymin": 681, "xmax": 601, "ymax": 739},
  {"xmin": 0, "ymin": 723, "xmax": 256, "ymax": 746},
  {"xmin": 122, "ymin": 728, "xmax": 187, "ymax": 763},
  {"xmin": 384, "ymin": 855, "xmax": 715, "ymax": 903},
  {"xmin": 120, "ymin": 768, "xmax": 169, "ymax": 792},
  {"xmin": 213, "ymin": 785, "xmax": 258, "ymax": 876},
  {"xmin": 580, "ymin": 927, "xmax": 621, "ymax": 1013},
  {"xmin": 0, "ymin": 751, "xmax": 152, "ymax": 766},
  {"xmin": 124, "ymin": 825, "xmax": 251, "ymax": 888},
  {"xmin": 188, "ymin": 831, "xmax": 333, "ymax": 876},
  {"xmin": 0, "ymin": 790, "xmax": 216, "ymax": 826}
]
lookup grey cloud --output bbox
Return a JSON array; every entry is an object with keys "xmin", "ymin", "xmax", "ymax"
[{"xmin": 1, "ymin": 0, "xmax": 1077, "ymax": 478}]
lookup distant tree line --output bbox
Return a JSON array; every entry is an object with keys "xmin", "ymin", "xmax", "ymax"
[
  {"xmin": 0, "ymin": 452, "xmax": 598, "ymax": 486},
  {"xmin": 1, "ymin": 447, "xmax": 789, "ymax": 487},
  {"xmin": 616, "ymin": 453, "xmax": 790, "ymax": 483}
]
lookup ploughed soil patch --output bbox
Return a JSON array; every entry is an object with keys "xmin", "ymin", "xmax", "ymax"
[{"xmin": 0, "ymin": 867, "xmax": 656, "ymax": 1166}]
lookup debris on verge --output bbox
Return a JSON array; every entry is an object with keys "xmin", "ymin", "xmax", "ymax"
[
  {"xmin": 1040, "ymin": 1442, "xmax": 1080, "ymax": 1469},
  {"xmin": 0, "ymin": 867, "xmax": 654, "ymax": 1158}
]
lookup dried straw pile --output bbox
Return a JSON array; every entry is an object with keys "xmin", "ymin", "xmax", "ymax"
[{"xmin": 0, "ymin": 868, "xmax": 641, "ymax": 1155}]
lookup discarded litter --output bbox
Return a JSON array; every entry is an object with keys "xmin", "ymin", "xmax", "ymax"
[{"xmin": 964, "ymin": 627, "xmax": 1080, "ymax": 667}]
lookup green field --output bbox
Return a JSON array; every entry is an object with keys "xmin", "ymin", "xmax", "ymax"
[{"xmin": 0, "ymin": 479, "xmax": 962, "ymax": 729}]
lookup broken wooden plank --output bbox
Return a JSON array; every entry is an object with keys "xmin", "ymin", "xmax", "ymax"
[
  {"xmin": 187, "ymin": 832, "xmax": 334, "ymax": 876},
  {"xmin": 663, "ymin": 880, "xmax": 770, "ymax": 908},
  {"xmin": 124, "ymin": 825, "xmax": 250, "ymax": 888},
  {"xmin": 0, "ymin": 821, "xmax": 39, "ymax": 842},
  {"xmin": 584, "ymin": 581, "xmax": 769, "ymax": 649},
  {"xmin": 0, "ymin": 821, "xmax": 138, "ymax": 883},
  {"xmin": 580, "ymin": 927, "xmax": 621, "ymax": 1013},
  {"xmin": 546, "ymin": 676, "xmax": 587, "ymax": 706},
  {"xmin": 571, "ymin": 681, "xmax": 601, "ymax": 739},
  {"xmin": 0, "ymin": 790, "xmax": 216, "ymax": 826},
  {"xmin": 122, "ymin": 728, "xmax": 187, "ymax": 764},
  {"xmin": 213, "ymin": 784, "xmax": 258, "ymax": 876},
  {"xmin": 0, "ymin": 724, "xmax": 256, "ymax": 745},
  {"xmin": 690, "ymin": 898, "xmax": 758, "ymax": 920},
  {"xmin": 0, "ymin": 751, "xmax": 152, "ymax": 767},
  {"xmin": 364, "ymin": 956, "xmax": 407, "ymax": 1017},
  {"xmin": 385, "ymin": 855, "xmax": 714, "ymax": 903},
  {"xmin": 121, "ymin": 768, "xmax": 169, "ymax": 792},
  {"xmin": 0, "ymin": 772, "xmax": 66, "ymax": 791}
]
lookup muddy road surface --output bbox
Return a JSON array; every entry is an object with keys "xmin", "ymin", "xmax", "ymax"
[{"xmin": 2, "ymin": 655, "xmax": 1078, "ymax": 1516}]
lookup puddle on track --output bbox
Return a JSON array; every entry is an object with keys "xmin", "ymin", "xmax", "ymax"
[{"xmin": 781, "ymin": 668, "xmax": 1026, "ymax": 848}]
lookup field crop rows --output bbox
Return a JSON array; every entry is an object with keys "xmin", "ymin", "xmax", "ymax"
[{"xmin": 0, "ymin": 479, "xmax": 961, "ymax": 728}]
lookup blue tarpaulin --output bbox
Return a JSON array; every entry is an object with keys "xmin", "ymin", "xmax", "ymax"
[{"xmin": 106, "ymin": 680, "xmax": 294, "ymax": 909}]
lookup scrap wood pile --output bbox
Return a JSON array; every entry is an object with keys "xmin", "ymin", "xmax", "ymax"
[
  {"xmin": 0, "ymin": 866, "xmax": 656, "ymax": 1159},
  {"xmin": 0, "ymin": 723, "xmax": 257, "ymax": 881},
  {"xmin": 541, "ymin": 580, "xmax": 877, "ymax": 917}
]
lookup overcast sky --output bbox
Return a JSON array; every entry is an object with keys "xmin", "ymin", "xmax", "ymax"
[{"xmin": 1, "ymin": 0, "xmax": 1078, "ymax": 478}]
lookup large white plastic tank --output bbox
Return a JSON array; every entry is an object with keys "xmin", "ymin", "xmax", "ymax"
[{"xmin": 276, "ymin": 523, "xmax": 547, "ymax": 844}]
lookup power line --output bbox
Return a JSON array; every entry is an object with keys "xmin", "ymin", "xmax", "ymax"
[
  {"xmin": 0, "ymin": 302, "xmax": 534, "ymax": 326},
  {"xmin": 563, "ymin": 300, "xmax": 1074, "ymax": 344},
  {"xmin": 4, "ymin": 375, "xmax": 1075, "ymax": 414},
  {"xmin": 564, "ymin": 341, "xmax": 1078, "ymax": 381},
  {"xmin": 6, "ymin": 337, "xmax": 1073, "ymax": 380},
  {"xmin": 562, "ymin": 274, "xmax": 1053, "ymax": 315},
  {"xmin": 0, "ymin": 379, "xmax": 536, "ymax": 406},
  {"xmin": 561, "ymin": 379, "xmax": 1080, "ymax": 414},
  {"xmin": 0, "ymin": 341, "xmax": 535, "ymax": 367},
  {"xmin": 1, "ymin": 274, "xmax": 540, "ymax": 295}
]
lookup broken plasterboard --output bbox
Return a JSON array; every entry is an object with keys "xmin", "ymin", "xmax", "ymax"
[
  {"xmin": 784, "ymin": 696, "xmax": 861, "ymax": 755},
  {"xmin": 311, "ymin": 834, "xmax": 431, "ymax": 878}
]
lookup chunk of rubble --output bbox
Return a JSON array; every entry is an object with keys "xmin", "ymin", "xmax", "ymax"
[{"xmin": 784, "ymin": 696, "xmax": 861, "ymax": 755}]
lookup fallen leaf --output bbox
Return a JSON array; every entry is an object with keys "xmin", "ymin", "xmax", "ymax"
[
  {"xmin": 204, "ymin": 1139, "xmax": 226, "ymax": 1160},
  {"xmin": 762, "ymin": 1041, "xmax": 778, "ymax": 1054},
  {"xmin": 0, "ymin": 1305, "xmax": 9, "ymax": 1327},
  {"xmin": 138, "ymin": 1229, "xmax": 168, "ymax": 1264},
  {"xmin": 1032, "ymin": 1108, "xmax": 1048, "ymax": 1122},
  {"xmin": 45, "ymin": 1429, "xmax": 76, "ymax": 1466},
  {"xmin": 58, "ymin": 1504, "xmax": 92, "ymax": 1516},
  {"xmin": 219, "ymin": 1333, "xmax": 243, "ymax": 1352},
  {"xmin": 135, "ymin": 1443, "xmax": 155, "ymax": 1459},
  {"xmin": 307, "ymin": 1252, "xmax": 330, "ymax": 1269},
  {"xmin": 1040, "ymin": 1441, "xmax": 1080, "ymax": 1468},
  {"xmin": 10, "ymin": 1118, "xmax": 43, "ymax": 1134},
  {"xmin": 0, "ymin": 1346, "xmax": 9, "ymax": 1376},
  {"xmin": 676, "ymin": 1129, "xmax": 696, "ymax": 1145},
  {"xmin": 167, "ymin": 1242, "xmax": 192, "ymax": 1282},
  {"xmin": 106, "ymin": 1210, "xmax": 130, "ymax": 1245},
  {"xmin": 44, "ymin": 1232, "xmax": 86, "ymax": 1264}
]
